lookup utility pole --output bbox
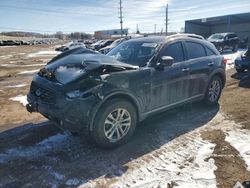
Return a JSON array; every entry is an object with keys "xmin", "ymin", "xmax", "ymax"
[
  {"xmin": 136, "ymin": 24, "xmax": 140, "ymax": 34},
  {"xmin": 119, "ymin": 0, "xmax": 124, "ymax": 37},
  {"xmin": 166, "ymin": 4, "xmax": 168, "ymax": 36}
]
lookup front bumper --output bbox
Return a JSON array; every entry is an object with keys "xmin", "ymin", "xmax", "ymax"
[{"xmin": 26, "ymin": 75, "xmax": 100, "ymax": 132}]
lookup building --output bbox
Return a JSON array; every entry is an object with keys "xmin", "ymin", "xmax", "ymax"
[
  {"xmin": 185, "ymin": 12, "xmax": 250, "ymax": 40},
  {"xmin": 94, "ymin": 29, "xmax": 128, "ymax": 39}
]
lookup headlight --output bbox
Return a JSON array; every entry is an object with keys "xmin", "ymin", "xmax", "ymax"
[
  {"xmin": 65, "ymin": 85, "xmax": 102, "ymax": 99},
  {"xmin": 66, "ymin": 90, "xmax": 84, "ymax": 99}
]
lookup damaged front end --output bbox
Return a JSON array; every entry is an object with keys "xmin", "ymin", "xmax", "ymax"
[{"xmin": 26, "ymin": 53, "xmax": 138, "ymax": 132}]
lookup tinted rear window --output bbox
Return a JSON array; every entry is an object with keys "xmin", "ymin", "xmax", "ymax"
[{"xmin": 186, "ymin": 42, "xmax": 206, "ymax": 59}]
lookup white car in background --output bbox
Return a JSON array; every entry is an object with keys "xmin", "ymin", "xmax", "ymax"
[
  {"xmin": 56, "ymin": 41, "xmax": 86, "ymax": 52},
  {"xmin": 99, "ymin": 38, "xmax": 127, "ymax": 54}
]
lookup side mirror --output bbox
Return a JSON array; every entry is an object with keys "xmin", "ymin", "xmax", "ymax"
[{"xmin": 157, "ymin": 56, "xmax": 174, "ymax": 68}]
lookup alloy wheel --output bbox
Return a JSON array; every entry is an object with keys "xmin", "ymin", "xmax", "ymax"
[
  {"xmin": 208, "ymin": 80, "xmax": 221, "ymax": 102},
  {"xmin": 104, "ymin": 108, "xmax": 131, "ymax": 143}
]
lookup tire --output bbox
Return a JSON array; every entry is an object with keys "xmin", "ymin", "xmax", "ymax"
[
  {"xmin": 204, "ymin": 76, "xmax": 223, "ymax": 106},
  {"xmin": 91, "ymin": 99, "xmax": 137, "ymax": 148},
  {"xmin": 236, "ymin": 68, "xmax": 245, "ymax": 73},
  {"xmin": 232, "ymin": 44, "xmax": 238, "ymax": 52}
]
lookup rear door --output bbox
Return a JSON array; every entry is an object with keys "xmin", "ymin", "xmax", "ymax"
[{"xmin": 184, "ymin": 41, "xmax": 215, "ymax": 97}]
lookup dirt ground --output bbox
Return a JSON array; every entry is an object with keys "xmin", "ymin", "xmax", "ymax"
[{"xmin": 0, "ymin": 46, "xmax": 250, "ymax": 188}]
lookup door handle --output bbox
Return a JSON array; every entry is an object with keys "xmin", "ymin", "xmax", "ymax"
[
  {"xmin": 182, "ymin": 68, "xmax": 190, "ymax": 72},
  {"xmin": 208, "ymin": 62, "xmax": 215, "ymax": 66}
]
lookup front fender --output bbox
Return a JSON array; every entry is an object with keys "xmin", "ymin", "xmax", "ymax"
[{"xmin": 88, "ymin": 89, "xmax": 142, "ymax": 132}]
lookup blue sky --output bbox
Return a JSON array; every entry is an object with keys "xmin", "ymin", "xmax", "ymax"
[{"xmin": 0, "ymin": 0, "xmax": 250, "ymax": 34}]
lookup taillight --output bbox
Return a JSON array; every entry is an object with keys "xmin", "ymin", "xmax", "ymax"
[{"xmin": 222, "ymin": 57, "xmax": 227, "ymax": 65}]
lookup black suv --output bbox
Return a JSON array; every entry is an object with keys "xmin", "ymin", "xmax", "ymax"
[
  {"xmin": 208, "ymin": 32, "xmax": 239, "ymax": 53},
  {"xmin": 26, "ymin": 35, "xmax": 226, "ymax": 148}
]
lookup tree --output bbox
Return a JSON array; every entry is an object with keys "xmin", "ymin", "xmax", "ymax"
[{"xmin": 55, "ymin": 31, "xmax": 64, "ymax": 40}]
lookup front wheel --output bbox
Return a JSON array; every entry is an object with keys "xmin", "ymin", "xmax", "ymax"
[
  {"xmin": 204, "ymin": 76, "xmax": 223, "ymax": 106},
  {"xmin": 91, "ymin": 99, "xmax": 137, "ymax": 148},
  {"xmin": 236, "ymin": 68, "xmax": 244, "ymax": 73}
]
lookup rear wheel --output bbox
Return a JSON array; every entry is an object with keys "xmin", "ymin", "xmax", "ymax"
[
  {"xmin": 91, "ymin": 99, "xmax": 137, "ymax": 148},
  {"xmin": 204, "ymin": 76, "xmax": 223, "ymax": 106}
]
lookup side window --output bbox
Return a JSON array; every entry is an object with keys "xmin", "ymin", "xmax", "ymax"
[
  {"xmin": 230, "ymin": 34, "xmax": 236, "ymax": 38},
  {"xmin": 186, "ymin": 42, "xmax": 206, "ymax": 59},
  {"xmin": 227, "ymin": 34, "xmax": 232, "ymax": 39},
  {"xmin": 206, "ymin": 47, "xmax": 216, "ymax": 56},
  {"xmin": 161, "ymin": 42, "xmax": 184, "ymax": 63}
]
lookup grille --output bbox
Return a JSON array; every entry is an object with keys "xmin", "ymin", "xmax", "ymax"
[{"xmin": 31, "ymin": 82, "xmax": 56, "ymax": 104}]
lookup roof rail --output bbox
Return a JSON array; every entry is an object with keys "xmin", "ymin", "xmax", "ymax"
[{"xmin": 167, "ymin": 33, "xmax": 205, "ymax": 40}]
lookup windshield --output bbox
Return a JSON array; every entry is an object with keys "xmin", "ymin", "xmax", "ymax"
[
  {"xmin": 208, "ymin": 34, "xmax": 224, "ymax": 40},
  {"xmin": 107, "ymin": 41, "xmax": 158, "ymax": 67}
]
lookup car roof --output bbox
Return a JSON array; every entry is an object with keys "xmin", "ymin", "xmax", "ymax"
[
  {"xmin": 121, "ymin": 35, "xmax": 218, "ymax": 53},
  {"xmin": 126, "ymin": 35, "xmax": 207, "ymax": 45},
  {"xmin": 125, "ymin": 36, "xmax": 166, "ymax": 43},
  {"xmin": 212, "ymin": 32, "xmax": 237, "ymax": 36}
]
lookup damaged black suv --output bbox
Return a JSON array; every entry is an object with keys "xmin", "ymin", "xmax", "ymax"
[{"xmin": 26, "ymin": 35, "xmax": 226, "ymax": 148}]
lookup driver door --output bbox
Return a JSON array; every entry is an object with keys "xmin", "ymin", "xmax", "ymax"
[{"xmin": 149, "ymin": 42, "xmax": 190, "ymax": 112}]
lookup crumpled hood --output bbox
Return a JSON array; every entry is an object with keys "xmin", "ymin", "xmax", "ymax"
[{"xmin": 45, "ymin": 53, "xmax": 138, "ymax": 72}]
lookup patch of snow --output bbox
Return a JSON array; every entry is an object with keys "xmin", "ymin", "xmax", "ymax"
[
  {"xmin": 0, "ymin": 63, "xmax": 46, "ymax": 67},
  {"xmin": 37, "ymin": 133, "xmax": 69, "ymax": 148},
  {"xmin": 82, "ymin": 133, "xmax": 217, "ymax": 188},
  {"xmin": 0, "ymin": 46, "xmax": 16, "ymax": 48},
  {"xmin": 225, "ymin": 129, "xmax": 250, "ymax": 171},
  {"xmin": 0, "ymin": 55, "xmax": 13, "ymax": 59},
  {"xmin": 17, "ymin": 69, "xmax": 39, "ymax": 75},
  {"xmin": 52, "ymin": 172, "xmax": 65, "ymax": 181},
  {"xmin": 9, "ymin": 95, "xmax": 28, "ymax": 106},
  {"xmin": 65, "ymin": 178, "xmax": 81, "ymax": 186},
  {"xmin": 6, "ymin": 83, "xmax": 27, "ymax": 88},
  {"xmin": 0, "ymin": 133, "xmax": 69, "ymax": 163},
  {"xmin": 27, "ymin": 50, "xmax": 60, "ymax": 58}
]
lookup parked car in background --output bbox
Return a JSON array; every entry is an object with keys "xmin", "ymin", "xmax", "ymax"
[
  {"xmin": 3, "ymin": 40, "xmax": 16, "ymax": 46},
  {"xmin": 207, "ymin": 32, "xmax": 239, "ymax": 53},
  {"xmin": 56, "ymin": 41, "xmax": 86, "ymax": 52},
  {"xmin": 90, "ymin": 40, "xmax": 104, "ymax": 50},
  {"xmin": 99, "ymin": 38, "xmax": 126, "ymax": 54},
  {"xmin": 94, "ymin": 39, "xmax": 114, "ymax": 51},
  {"xmin": 239, "ymin": 37, "xmax": 249, "ymax": 49},
  {"xmin": 235, "ymin": 46, "xmax": 250, "ymax": 73},
  {"xmin": 26, "ymin": 35, "xmax": 226, "ymax": 148}
]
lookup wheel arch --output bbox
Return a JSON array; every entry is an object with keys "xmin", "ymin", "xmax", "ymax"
[
  {"xmin": 209, "ymin": 69, "xmax": 226, "ymax": 88},
  {"xmin": 89, "ymin": 92, "xmax": 141, "ymax": 132}
]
